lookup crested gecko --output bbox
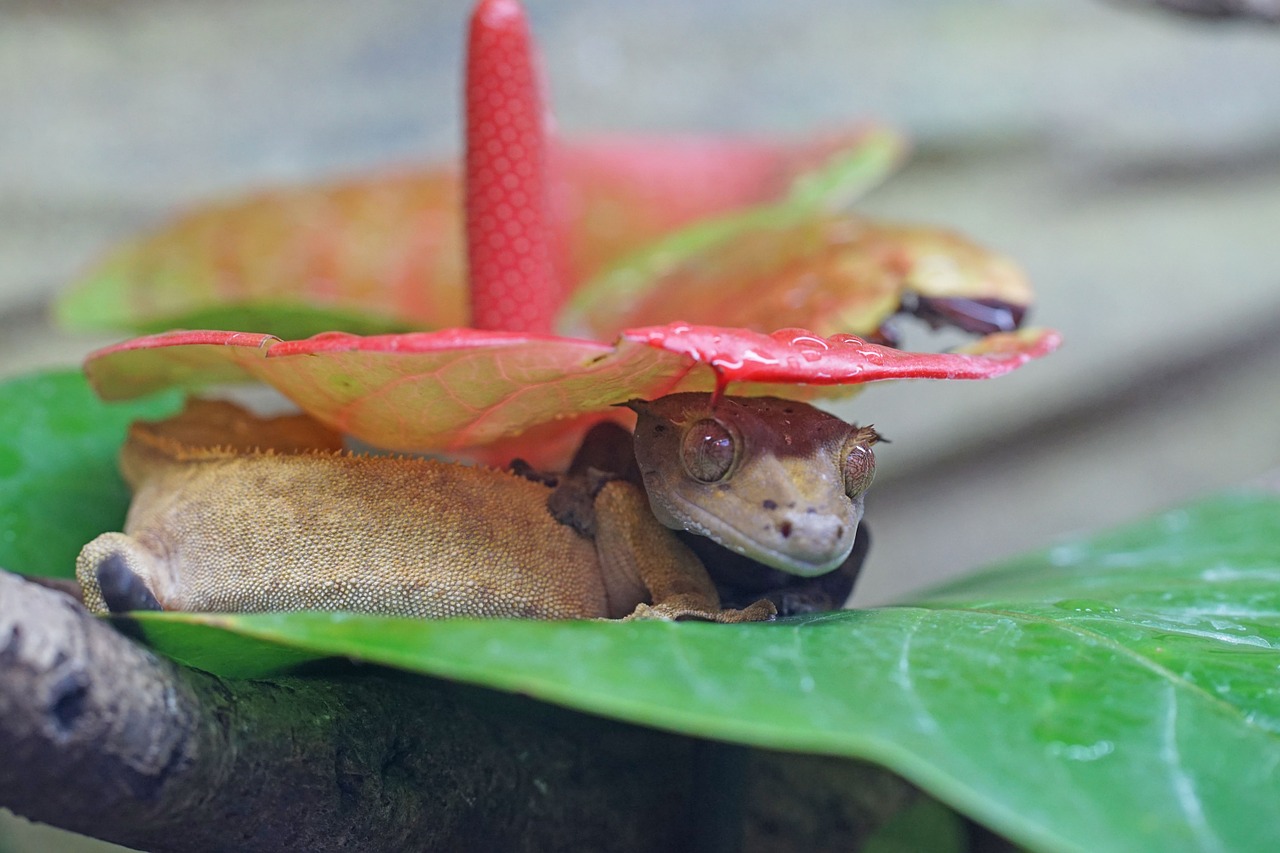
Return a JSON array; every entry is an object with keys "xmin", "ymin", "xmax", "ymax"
[{"xmin": 76, "ymin": 393, "xmax": 879, "ymax": 622}]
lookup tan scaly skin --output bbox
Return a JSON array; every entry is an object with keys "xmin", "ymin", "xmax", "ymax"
[
  {"xmin": 75, "ymin": 400, "xmax": 773, "ymax": 622},
  {"xmin": 77, "ymin": 394, "xmax": 878, "ymax": 622}
]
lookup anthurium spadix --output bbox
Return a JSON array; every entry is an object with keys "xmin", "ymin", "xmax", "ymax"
[{"xmin": 73, "ymin": 0, "xmax": 1059, "ymax": 463}]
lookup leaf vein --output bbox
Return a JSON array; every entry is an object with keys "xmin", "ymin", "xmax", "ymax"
[
  {"xmin": 889, "ymin": 611, "xmax": 940, "ymax": 735},
  {"xmin": 1161, "ymin": 684, "xmax": 1225, "ymax": 853},
  {"xmin": 943, "ymin": 606, "xmax": 1280, "ymax": 744}
]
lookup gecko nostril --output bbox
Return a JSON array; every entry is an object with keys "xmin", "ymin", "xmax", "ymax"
[
  {"xmin": 762, "ymin": 499, "xmax": 777, "ymax": 510},
  {"xmin": 836, "ymin": 525, "xmax": 845, "ymax": 540},
  {"xmin": 779, "ymin": 521, "xmax": 793, "ymax": 539}
]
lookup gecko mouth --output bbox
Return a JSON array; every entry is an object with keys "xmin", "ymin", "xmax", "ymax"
[{"xmin": 669, "ymin": 498, "xmax": 856, "ymax": 578}]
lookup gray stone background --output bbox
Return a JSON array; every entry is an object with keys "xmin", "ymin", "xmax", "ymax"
[
  {"xmin": 1, "ymin": 0, "xmax": 1278, "ymax": 609},
  {"xmin": 0, "ymin": 1, "xmax": 1277, "ymax": 848}
]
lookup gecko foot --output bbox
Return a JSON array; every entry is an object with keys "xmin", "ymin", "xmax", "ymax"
[
  {"xmin": 96, "ymin": 552, "xmax": 162, "ymax": 613},
  {"xmin": 624, "ymin": 597, "xmax": 776, "ymax": 624}
]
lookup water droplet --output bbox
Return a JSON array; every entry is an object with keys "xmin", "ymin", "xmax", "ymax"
[
  {"xmin": 1046, "ymin": 740, "xmax": 1114, "ymax": 762},
  {"xmin": 788, "ymin": 333, "xmax": 828, "ymax": 349},
  {"xmin": 1053, "ymin": 599, "xmax": 1118, "ymax": 615}
]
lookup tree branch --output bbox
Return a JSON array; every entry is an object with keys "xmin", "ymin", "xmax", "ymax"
[
  {"xmin": 1119, "ymin": 0, "xmax": 1280, "ymax": 21},
  {"xmin": 0, "ymin": 570, "xmax": 919, "ymax": 851},
  {"xmin": 0, "ymin": 570, "xmax": 703, "ymax": 850}
]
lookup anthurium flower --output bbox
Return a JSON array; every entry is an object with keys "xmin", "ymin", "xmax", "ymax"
[{"xmin": 73, "ymin": 0, "xmax": 1059, "ymax": 465}]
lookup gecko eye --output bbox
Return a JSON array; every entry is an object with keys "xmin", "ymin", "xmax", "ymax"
[
  {"xmin": 681, "ymin": 418, "xmax": 738, "ymax": 483},
  {"xmin": 843, "ymin": 444, "xmax": 876, "ymax": 497}
]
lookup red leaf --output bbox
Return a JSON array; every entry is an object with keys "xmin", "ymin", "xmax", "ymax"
[
  {"xmin": 84, "ymin": 325, "xmax": 1060, "ymax": 463},
  {"xmin": 623, "ymin": 323, "xmax": 1063, "ymax": 386}
]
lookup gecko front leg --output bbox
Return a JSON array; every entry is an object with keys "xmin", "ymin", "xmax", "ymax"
[
  {"xmin": 514, "ymin": 420, "xmax": 638, "ymax": 539},
  {"xmin": 591, "ymin": 480, "xmax": 775, "ymax": 623}
]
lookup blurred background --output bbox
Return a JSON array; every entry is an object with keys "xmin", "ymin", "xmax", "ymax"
[{"xmin": 1, "ymin": 0, "xmax": 1278, "ymax": 612}]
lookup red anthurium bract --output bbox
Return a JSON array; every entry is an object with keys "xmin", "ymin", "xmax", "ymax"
[{"xmin": 81, "ymin": 0, "xmax": 1059, "ymax": 464}]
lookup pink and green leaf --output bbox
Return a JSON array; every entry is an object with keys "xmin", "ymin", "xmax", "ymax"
[
  {"xmin": 84, "ymin": 325, "xmax": 1059, "ymax": 461},
  {"xmin": 552, "ymin": 124, "xmax": 905, "ymax": 304},
  {"xmin": 627, "ymin": 323, "xmax": 1061, "ymax": 386},
  {"xmin": 56, "ymin": 130, "xmax": 899, "ymax": 340},
  {"xmin": 66, "ymin": 0, "xmax": 1058, "ymax": 467},
  {"xmin": 560, "ymin": 137, "xmax": 1027, "ymax": 341},
  {"xmin": 55, "ymin": 171, "xmax": 469, "ymax": 337}
]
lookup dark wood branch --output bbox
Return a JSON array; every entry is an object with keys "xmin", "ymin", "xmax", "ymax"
[
  {"xmin": 0, "ymin": 570, "xmax": 696, "ymax": 850},
  {"xmin": 0, "ymin": 569, "xmax": 918, "ymax": 851},
  {"xmin": 1118, "ymin": 0, "xmax": 1280, "ymax": 21}
]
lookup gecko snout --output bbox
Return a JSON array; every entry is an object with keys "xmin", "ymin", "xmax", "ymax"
[{"xmin": 761, "ymin": 505, "xmax": 858, "ymax": 576}]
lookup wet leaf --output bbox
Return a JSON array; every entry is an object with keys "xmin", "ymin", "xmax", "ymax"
[
  {"xmin": 119, "ymin": 491, "xmax": 1280, "ymax": 853},
  {"xmin": 624, "ymin": 324, "xmax": 1059, "ymax": 387},
  {"xmin": 82, "ymin": 325, "xmax": 1059, "ymax": 459},
  {"xmin": 0, "ymin": 371, "xmax": 181, "ymax": 577}
]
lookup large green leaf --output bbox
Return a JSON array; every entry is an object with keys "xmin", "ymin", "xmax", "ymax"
[
  {"xmin": 118, "ymin": 492, "xmax": 1280, "ymax": 853},
  {"xmin": 0, "ymin": 371, "xmax": 181, "ymax": 577}
]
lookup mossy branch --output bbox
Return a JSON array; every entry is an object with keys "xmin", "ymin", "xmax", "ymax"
[{"xmin": 0, "ymin": 569, "xmax": 918, "ymax": 852}]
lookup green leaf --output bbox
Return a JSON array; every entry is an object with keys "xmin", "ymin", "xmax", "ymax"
[
  {"xmin": 0, "ymin": 370, "xmax": 182, "ymax": 577},
  {"xmin": 781, "ymin": 124, "xmax": 905, "ymax": 214},
  {"xmin": 862, "ymin": 796, "xmax": 966, "ymax": 853},
  {"xmin": 128, "ymin": 302, "xmax": 420, "ymax": 341},
  {"xmin": 123, "ymin": 491, "xmax": 1280, "ymax": 853},
  {"xmin": 557, "ymin": 132, "xmax": 1026, "ymax": 343}
]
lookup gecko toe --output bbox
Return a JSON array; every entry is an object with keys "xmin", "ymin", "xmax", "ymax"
[{"xmin": 96, "ymin": 553, "xmax": 162, "ymax": 613}]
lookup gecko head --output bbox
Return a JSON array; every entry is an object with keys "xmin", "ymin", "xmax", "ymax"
[{"xmin": 624, "ymin": 393, "xmax": 880, "ymax": 577}]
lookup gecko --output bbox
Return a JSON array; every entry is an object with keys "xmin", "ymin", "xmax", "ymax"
[
  {"xmin": 76, "ymin": 393, "xmax": 880, "ymax": 622},
  {"xmin": 531, "ymin": 393, "xmax": 879, "ymax": 615}
]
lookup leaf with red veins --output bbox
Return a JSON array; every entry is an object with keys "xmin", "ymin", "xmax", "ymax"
[
  {"xmin": 551, "ymin": 125, "xmax": 903, "ymax": 294},
  {"xmin": 84, "ymin": 323, "xmax": 1060, "ymax": 461},
  {"xmin": 86, "ymin": 330, "xmax": 684, "ymax": 454},
  {"xmin": 565, "ymin": 215, "xmax": 1033, "ymax": 342},
  {"xmin": 56, "ymin": 132, "xmax": 895, "ymax": 340},
  {"xmin": 56, "ymin": 170, "xmax": 468, "ymax": 338},
  {"xmin": 623, "ymin": 323, "xmax": 1063, "ymax": 387}
]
